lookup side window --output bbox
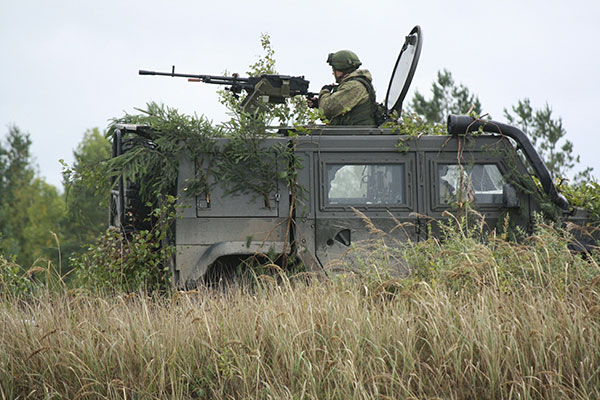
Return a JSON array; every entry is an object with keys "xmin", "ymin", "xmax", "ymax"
[
  {"xmin": 327, "ymin": 164, "xmax": 405, "ymax": 205},
  {"xmin": 438, "ymin": 164, "xmax": 504, "ymax": 204}
]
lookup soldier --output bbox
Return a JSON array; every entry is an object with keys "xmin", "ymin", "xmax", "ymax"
[{"xmin": 308, "ymin": 50, "xmax": 377, "ymax": 126}]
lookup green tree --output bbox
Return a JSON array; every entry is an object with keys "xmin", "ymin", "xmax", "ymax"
[
  {"xmin": 409, "ymin": 69, "xmax": 482, "ymax": 124},
  {"xmin": 21, "ymin": 178, "xmax": 65, "ymax": 266},
  {"xmin": 60, "ymin": 128, "xmax": 111, "ymax": 269},
  {"xmin": 0, "ymin": 125, "xmax": 36, "ymax": 260},
  {"xmin": 504, "ymin": 98, "xmax": 592, "ymax": 182},
  {"xmin": 0, "ymin": 125, "xmax": 65, "ymax": 267}
]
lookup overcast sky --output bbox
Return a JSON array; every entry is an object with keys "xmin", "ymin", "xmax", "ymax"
[{"xmin": 1, "ymin": 0, "xmax": 599, "ymax": 189}]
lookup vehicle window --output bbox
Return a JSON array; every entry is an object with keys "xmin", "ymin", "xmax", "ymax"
[
  {"xmin": 327, "ymin": 164, "xmax": 405, "ymax": 205},
  {"xmin": 438, "ymin": 164, "xmax": 504, "ymax": 204}
]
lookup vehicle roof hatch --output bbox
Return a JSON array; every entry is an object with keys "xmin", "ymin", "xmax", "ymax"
[{"xmin": 384, "ymin": 25, "xmax": 423, "ymax": 116}]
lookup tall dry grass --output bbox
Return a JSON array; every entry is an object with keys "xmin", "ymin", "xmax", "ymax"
[{"xmin": 1, "ymin": 218, "xmax": 600, "ymax": 399}]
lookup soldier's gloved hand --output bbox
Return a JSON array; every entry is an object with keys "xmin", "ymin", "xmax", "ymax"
[
  {"xmin": 306, "ymin": 96, "xmax": 319, "ymax": 108},
  {"xmin": 321, "ymin": 84, "xmax": 335, "ymax": 93}
]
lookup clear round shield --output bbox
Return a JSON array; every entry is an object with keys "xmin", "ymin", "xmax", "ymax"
[{"xmin": 384, "ymin": 26, "xmax": 423, "ymax": 115}]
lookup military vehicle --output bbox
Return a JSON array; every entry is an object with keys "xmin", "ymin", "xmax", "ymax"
[{"xmin": 109, "ymin": 26, "xmax": 589, "ymax": 288}]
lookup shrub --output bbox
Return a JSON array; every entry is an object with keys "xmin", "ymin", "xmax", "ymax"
[
  {"xmin": 0, "ymin": 255, "xmax": 32, "ymax": 296},
  {"xmin": 71, "ymin": 196, "xmax": 176, "ymax": 292}
]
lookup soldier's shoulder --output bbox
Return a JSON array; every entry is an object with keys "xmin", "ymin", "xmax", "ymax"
[
  {"xmin": 348, "ymin": 69, "xmax": 373, "ymax": 81},
  {"xmin": 341, "ymin": 72, "xmax": 372, "ymax": 93},
  {"xmin": 341, "ymin": 79, "xmax": 366, "ymax": 89}
]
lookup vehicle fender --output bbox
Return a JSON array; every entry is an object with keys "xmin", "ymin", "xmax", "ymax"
[{"xmin": 184, "ymin": 241, "xmax": 285, "ymax": 288}]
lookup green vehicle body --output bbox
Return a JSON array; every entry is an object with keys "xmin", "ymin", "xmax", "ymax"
[{"xmin": 110, "ymin": 120, "xmax": 588, "ymax": 288}]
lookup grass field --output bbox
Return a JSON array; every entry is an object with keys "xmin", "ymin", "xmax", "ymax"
[{"xmin": 1, "ymin": 220, "xmax": 600, "ymax": 399}]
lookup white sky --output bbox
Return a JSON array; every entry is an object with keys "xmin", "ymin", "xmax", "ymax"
[{"xmin": 1, "ymin": 0, "xmax": 599, "ymax": 188}]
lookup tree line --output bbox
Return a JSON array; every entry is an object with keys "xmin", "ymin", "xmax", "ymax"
[{"xmin": 0, "ymin": 127, "xmax": 109, "ymax": 271}]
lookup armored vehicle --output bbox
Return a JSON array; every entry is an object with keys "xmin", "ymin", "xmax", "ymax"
[{"xmin": 109, "ymin": 26, "xmax": 586, "ymax": 288}]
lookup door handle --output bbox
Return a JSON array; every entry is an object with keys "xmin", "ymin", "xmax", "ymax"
[{"xmin": 334, "ymin": 229, "xmax": 351, "ymax": 246}]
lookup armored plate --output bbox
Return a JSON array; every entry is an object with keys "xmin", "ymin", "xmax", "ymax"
[{"xmin": 384, "ymin": 25, "xmax": 423, "ymax": 115}]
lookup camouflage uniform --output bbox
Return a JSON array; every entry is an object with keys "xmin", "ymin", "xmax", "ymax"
[{"xmin": 319, "ymin": 69, "xmax": 376, "ymax": 126}]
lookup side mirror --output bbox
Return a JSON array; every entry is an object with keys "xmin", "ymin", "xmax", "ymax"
[{"xmin": 502, "ymin": 183, "xmax": 520, "ymax": 209}]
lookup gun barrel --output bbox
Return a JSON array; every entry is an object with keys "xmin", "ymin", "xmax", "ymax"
[
  {"xmin": 139, "ymin": 69, "xmax": 198, "ymax": 78},
  {"xmin": 138, "ymin": 70, "xmax": 161, "ymax": 76},
  {"xmin": 139, "ymin": 69, "xmax": 249, "ymax": 84}
]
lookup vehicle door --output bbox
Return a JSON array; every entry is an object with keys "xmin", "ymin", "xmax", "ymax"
[{"xmin": 313, "ymin": 137, "xmax": 418, "ymax": 273}]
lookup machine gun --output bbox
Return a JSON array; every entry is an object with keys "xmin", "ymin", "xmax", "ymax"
[{"xmin": 139, "ymin": 66, "xmax": 317, "ymax": 113}]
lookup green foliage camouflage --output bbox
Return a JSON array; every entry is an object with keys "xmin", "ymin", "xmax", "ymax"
[
  {"xmin": 562, "ymin": 181, "xmax": 600, "ymax": 220},
  {"xmin": 92, "ymin": 34, "xmax": 318, "ymax": 212},
  {"xmin": 105, "ymin": 103, "xmax": 222, "ymax": 203}
]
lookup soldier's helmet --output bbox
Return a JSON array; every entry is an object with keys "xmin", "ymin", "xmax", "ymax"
[{"xmin": 327, "ymin": 50, "xmax": 362, "ymax": 72}]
